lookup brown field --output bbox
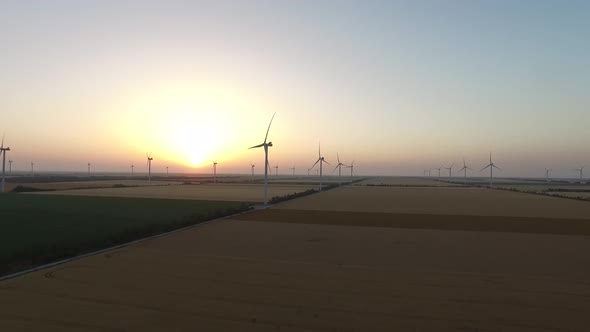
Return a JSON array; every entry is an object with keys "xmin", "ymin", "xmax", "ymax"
[
  {"xmin": 29, "ymin": 183, "xmax": 315, "ymax": 202},
  {"xmin": 3, "ymin": 185, "xmax": 590, "ymax": 331},
  {"xmin": 274, "ymin": 186, "xmax": 590, "ymax": 219},
  {"xmin": 3, "ymin": 179, "xmax": 182, "ymax": 192},
  {"xmin": 356, "ymin": 177, "xmax": 463, "ymax": 186}
]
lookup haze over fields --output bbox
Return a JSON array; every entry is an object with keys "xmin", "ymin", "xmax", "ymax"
[{"xmin": 1, "ymin": 1, "xmax": 589, "ymax": 176}]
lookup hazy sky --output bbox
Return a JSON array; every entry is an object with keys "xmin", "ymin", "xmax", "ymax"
[{"xmin": 1, "ymin": 0, "xmax": 589, "ymax": 177}]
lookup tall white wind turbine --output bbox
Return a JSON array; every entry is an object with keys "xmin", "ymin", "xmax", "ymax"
[
  {"xmin": 146, "ymin": 153, "xmax": 153, "ymax": 181},
  {"xmin": 9, "ymin": 160, "xmax": 13, "ymax": 175},
  {"xmin": 87, "ymin": 162, "xmax": 91, "ymax": 176},
  {"xmin": 545, "ymin": 168, "xmax": 551, "ymax": 182},
  {"xmin": 131, "ymin": 164, "xmax": 134, "ymax": 176},
  {"xmin": 434, "ymin": 167, "xmax": 442, "ymax": 178},
  {"xmin": 311, "ymin": 143, "xmax": 330, "ymax": 191},
  {"xmin": 333, "ymin": 153, "xmax": 345, "ymax": 177},
  {"xmin": 480, "ymin": 152, "xmax": 502, "ymax": 185},
  {"xmin": 31, "ymin": 162, "xmax": 35, "ymax": 176},
  {"xmin": 213, "ymin": 161, "xmax": 218, "ymax": 183},
  {"xmin": 248, "ymin": 113, "xmax": 276, "ymax": 207},
  {"xmin": 274, "ymin": 163, "xmax": 279, "ymax": 176},
  {"xmin": 0, "ymin": 135, "xmax": 11, "ymax": 193},
  {"xmin": 290, "ymin": 165, "xmax": 295, "ymax": 176}
]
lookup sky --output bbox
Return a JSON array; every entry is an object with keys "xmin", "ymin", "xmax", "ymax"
[{"xmin": 1, "ymin": 0, "xmax": 589, "ymax": 177}]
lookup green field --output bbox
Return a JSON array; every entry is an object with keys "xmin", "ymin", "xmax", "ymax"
[{"xmin": 0, "ymin": 194, "xmax": 251, "ymax": 276}]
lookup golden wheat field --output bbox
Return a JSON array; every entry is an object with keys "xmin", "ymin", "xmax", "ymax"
[
  {"xmin": 274, "ymin": 186, "xmax": 590, "ymax": 219},
  {"xmin": 29, "ymin": 183, "xmax": 315, "ymax": 202}
]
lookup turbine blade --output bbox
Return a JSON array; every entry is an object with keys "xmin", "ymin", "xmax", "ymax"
[
  {"xmin": 264, "ymin": 112, "xmax": 276, "ymax": 143},
  {"xmin": 480, "ymin": 164, "xmax": 491, "ymax": 172},
  {"xmin": 332, "ymin": 165, "xmax": 339, "ymax": 174},
  {"xmin": 337, "ymin": 153, "xmax": 340, "ymax": 164},
  {"xmin": 323, "ymin": 160, "xmax": 331, "ymax": 165},
  {"xmin": 493, "ymin": 165, "xmax": 502, "ymax": 171},
  {"xmin": 312, "ymin": 158, "xmax": 320, "ymax": 168},
  {"xmin": 0, "ymin": 133, "xmax": 4, "ymax": 149}
]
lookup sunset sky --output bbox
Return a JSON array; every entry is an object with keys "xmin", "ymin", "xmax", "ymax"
[{"xmin": 1, "ymin": 1, "xmax": 589, "ymax": 177}]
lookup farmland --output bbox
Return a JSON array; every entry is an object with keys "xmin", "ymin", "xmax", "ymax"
[
  {"xmin": 29, "ymin": 183, "xmax": 316, "ymax": 202},
  {"xmin": 2, "ymin": 178, "xmax": 590, "ymax": 331},
  {"xmin": 0, "ymin": 194, "xmax": 250, "ymax": 275}
]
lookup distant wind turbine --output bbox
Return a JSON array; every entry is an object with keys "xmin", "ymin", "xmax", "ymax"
[
  {"xmin": 87, "ymin": 162, "xmax": 91, "ymax": 176},
  {"xmin": 311, "ymin": 143, "xmax": 330, "ymax": 191},
  {"xmin": 248, "ymin": 112, "xmax": 276, "ymax": 207},
  {"xmin": 31, "ymin": 162, "xmax": 34, "ymax": 176},
  {"xmin": 444, "ymin": 163, "xmax": 454, "ymax": 178},
  {"xmin": 250, "ymin": 162, "xmax": 255, "ymax": 180},
  {"xmin": 307, "ymin": 168, "xmax": 311, "ymax": 176},
  {"xmin": 480, "ymin": 152, "xmax": 502, "ymax": 185},
  {"xmin": 274, "ymin": 163, "xmax": 279, "ymax": 176},
  {"xmin": 213, "ymin": 161, "xmax": 218, "ymax": 183},
  {"xmin": 166, "ymin": 166, "xmax": 169, "ymax": 177},
  {"xmin": 575, "ymin": 166, "xmax": 585, "ymax": 180},
  {"xmin": 434, "ymin": 167, "xmax": 442, "ymax": 178},
  {"xmin": 146, "ymin": 153, "xmax": 153, "ymax": 181},
  {"xmin": 290, "ymin": 164, "xmax": 295, "ymax": 176},
  {"xmin": 345, "ymin": 160, "xmax": 355, "ymax": 179},
  {"xmin": 458, "ymin": 159, "xmax": 472, "ymax": 178},
  {"xmin": 0, "ymin": 134, "xmax": 11, "ymax": 193},
  {"xmin": 333, "ymin": 153, "xmax": 345, "ymax": 177},
  {"xmin": 545, "ymin": 168, "xmax": 551, "ymax": 182},
  {"xmin": 131, "ymin": 164, "xmax": 134, "ymax": 176},
  {"xmin": 9, "ymin": 160, "xmax": 13, "ymax": 175}
]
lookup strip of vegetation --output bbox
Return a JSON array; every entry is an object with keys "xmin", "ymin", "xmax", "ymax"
[
  {"xmin": 11, "ymin": 186, "xmax": 56, "ymax": 193},
  {"xmin": 0, "ymin": 194, "xmax": 252, "ymax": 276}
]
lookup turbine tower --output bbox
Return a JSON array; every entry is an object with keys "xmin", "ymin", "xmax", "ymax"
[
  {"xmin": 290, "ymin": 165, "xmax": 295, "ymax": 176},
  {"xmin": 87, "ymin": 162, "xmax": 91, "ymax": 176},
  {"xmin": 307, "ymin": 168, "xmax": 311, "ymax": 176},
  {"xmin": 0, "ymin": 135, "xmax": 11, "ymax": 193},
  {"xmin": 9, "ymin": 160, "xmax": 13, "ymax": 175},
  {"xmin": 545, "ymin": 168, "xmax": 551, "ymax": 182},
  {"xmin": 213, "ymin": 161, "xmax": 218, "ymax": 183},
  {"xmin": 333, "ymin": 153, "xmax": 345, "ymax": 177},
  {"xmin": 31, "ymin": 162, "xmax": 35, "ymax": 176},
  {"xmin": 248, "ymin": 112, "xmax": 276, "ymax": 207},
  {"xmin": 131, "ymin": 164, "xmax": 134, "ymax": 176},
  {"xmin": 311, "ymin": 143, "xmax": 330, "ymax": 191},
  {"xmin": 458, "ymin": 159, "xmax": 472, "ymax": 178},
  {"xmin": 166, "ymin": 166, "xmax": 169, "ymax": 177},
  {"xmin": 146, "ymin": 153, "xmax": 153, "ymax": 182},
  {"xmin": 250, "ymin": 162, "xmax": 255, "ymax": 181},
  {"xmin": 480, "ymin": 152, "xmax": 502, "ymax": 185},
  {"xmin": 444, "ymin": 163, "xmax": 454, "ymax": 178},
  {"xmin": 346, "ymin": 160, "xmax": 355, "ymax": 178},
  {"xmin": 274, "ymin": 163, "xmax": 279, "ymax": 176},
  {"xmin": 434, "ymin": 167, "xmax": 442, "ymax": 178}
]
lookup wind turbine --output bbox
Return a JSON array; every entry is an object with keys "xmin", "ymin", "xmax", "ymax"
[
  {"xmin": 333, "ymin": 153, "xmax": 345, "ymax": 177},
  {"xmin": 458, "ymin": 159, "xmax": 472, "ymax": 178},
  {"xmin": 545, "ymin": 168, "xmax": 551, "ymax": 182},
  {"xmin": 250, "ymin": 162, "xmax": 255, "ymax": 181},
  {"xmin": 345, "ymin": 160, "xmax": 355, "ymax": 179},
  {"xmin": 31, "ymin": 162, "xmax": 35, "ymax": 176},
  {"xmin": 444, "ymin": 163, "xmax": 454, "ymax": 178},
  {"xmin": 146, "ymin": 153, "xmax": 153, "ymax": 181},
  {"xmin": 212, "ymin": 161, "xmax": 218, "ymax": 183},
  {"xmin": 480, "ymin": 152, "xmax": 502, "ymax": 185},
  {"xmin": 248, "ymin": 112, "xmax": 276, "ymax": 207},
  {"xmin": 87, "ymin": 162, "xmax": 91, "ymax": 176},
  {"xmin": 434, "ymin": 167, "xmax": 442, "ymax": 178},
  {"xmin": 131, "ymin": 164, "xmax": 134, "ymax": 176},
  {"xmin": 274, "ymin": 163, "xmax": 279, "ymax": 176},
  {"xmin": 575, "ymin": 166, "xmax": 585, "ymax": 181},
  {"xmin": 311, "ymin": 143, "xmax": 330, "ymax": 191},
  {"xmin": 307, "ymin": 168, "xmax": 311, "ymax": 176},
  {"xmin": 0, "ymin": 135, "xmax": 11, "ymax": 193},
  {"xmin": 166, "ymin": 166, "xmax": 169, "ymax": 177},
  {"xmin": 9, "ymin": 160, "xmax": 13, "ymax": 175},
  {"xmin": 290, "ymin": 164, "xmax": 295, "ymax": 176}
]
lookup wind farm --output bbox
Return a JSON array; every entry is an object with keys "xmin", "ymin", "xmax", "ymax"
[{"xmin": 1, "ymin": 2, "xmax": 590, "ymax": 332}]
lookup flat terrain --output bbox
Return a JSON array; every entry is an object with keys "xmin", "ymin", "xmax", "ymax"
[
  {"xmin": 356, "ymin": 177, "xmax": 463, "ymax": 187},
  {"xmin": 4, "ymin": 179, "xmax": 182, "ymax": 192},
  {"xmin": 29, "ymin": 183, "xmax": 315, "ymax": 202},
  {"xmin": 0, "ymin": 194, "xmax": 248, "ymax": 275},
  {"xmin": 2, "ymin": 184, "xmax": 590, "ymax": 331}
]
